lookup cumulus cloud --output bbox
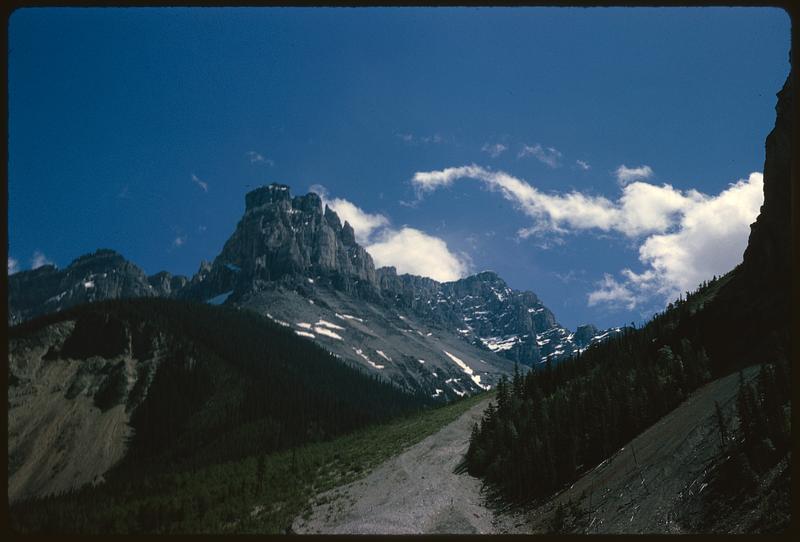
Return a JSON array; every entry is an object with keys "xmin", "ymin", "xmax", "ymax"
[
  {"xmin": 191, "ymin": 173, "xmax": 208, "ymax": 192},
  {"xmin": 326, "ymin": 198, "xmax": 390, "ymax": 244},
  {"xmin": 518, "ymin": 144, "xmax": 562, "ymax": 168},
  {"xmin": 310, "ymin": 184, "xmax": 389, "ymax": 244},
  {"xmin": 173, "ymin": 235, "xmax": 187, "ymax": 247},
  {"xmin": 411, "ymin": 165, "xmax": 763, "ymax": 308},
  {"xmin": 587, "ymin": 274, "xmax": 639, "ymax": 310},
  {"xmin": 366, "ymin": 227, "xmax": 469, "ymax": 282},
  {"xmin": 615, "ymin": 164, "xmax": 653, "ymax": 185},
  {"xmin": 31, "ymin": 250, "xmax": 53, "ymax": 269},
  {"xmin": 576, "ymin": 160, "xmax": 591, "ymax": 171},
  {"xmin": 413, "ymin": 164, "xmax": 708, "ymax": 238},
  {"xmin": 606, "ymin": 172, "xmax": 764, "ymax": 304},
  {"xmin": 8, "ymin": 257, "xmax": 19, "ymax": 275},
  {"xmin": 310, "ymin": 184, "xmax": 469, "ymax": 282},
  {"xmin": 481, "ymin": 143, "xmax": 507, "ymax": 158}
]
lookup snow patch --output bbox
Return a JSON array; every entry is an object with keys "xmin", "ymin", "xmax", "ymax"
[
  {"xmin": 376, "ymin": 350, "xmax": 392, "ymax": 362},
  {"xmin": 480, "ymin": 335, "xmax": 519, "ymax": 352},
  {"xmin": 353, "ymin": 348, "xmax": 383, "ymax": 369},
  {"xmin": 46, "ymin": 291, "xmax": 68, "ymax": 304},
  {"xmin": 335, "ymin": 313, "xmax": 364, "ymax": 323},
  {"xmin": 315, "ymin": 319, "xmax": 345, "ymax": 330},
  {"xmin": 418, "ymin": 359, "xmax": 426, "ymax": 364},
  {"xmin": 296, "ymin": 322, "xmax": 313, "ymax": 329},
  {"xmin": 83, "ymin": 281, "xmax": 95, "ymax": 289},
  {"xmin": 266, "ymin": 313, "xmax": 291, "ymax": 327},
  {"xmin": 206, "ymin": 290, "xmax": 233, "ymax": 305},
  {"xmin": 443, "ymin": 350, "xmax": 489, "ymax": 390},
  {"xmin": 295, "ymin": 330, "xmax": 315, "ymax": 339},
  {"xmin": 314, "ymin": 327, "xmax": 343, "ymax": 340}
]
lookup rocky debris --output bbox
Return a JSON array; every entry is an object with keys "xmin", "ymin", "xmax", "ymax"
[
  {"xmin": 292, "ymin": 397, "xmax": 527, "ymax": 534},
  {"xmin": 8, "ymin": 317, "xmax": 166, "ymax": 503}
]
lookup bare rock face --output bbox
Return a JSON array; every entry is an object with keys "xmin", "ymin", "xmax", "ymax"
[
  {"xmin": 8, "ymin": 250, "xmax": 166, "ymax": 325},
  {"xmin": 180, "ymin": 184, "xmax": 380, "ymax": 302},
  {"xmin": 147, "ymin": 271, "xmax": 188, "ymax": 297},
  {"xmin": 737, "ymin": 75, "xmax": 791, "ymax": 323},
  {"xmin": 378, "ymin": 269, "xmax": 617, "ymax": 366}
]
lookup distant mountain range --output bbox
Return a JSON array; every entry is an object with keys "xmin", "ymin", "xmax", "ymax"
[{"xmin": 9, "ymin": 184, "xmax": 621, "ymax": 397}]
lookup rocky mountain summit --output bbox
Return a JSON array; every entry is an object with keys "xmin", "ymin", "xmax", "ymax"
[
  {"xmin": 9, "ymin": 185, "xmax": 619, "ymax": 396},
  {"xmin": 173, "ymin": 184, "xmax": 620, "ymax": 374},
  {"xmin": 8, "ymin": 249, "xmax": 187, "ymax": 325}
]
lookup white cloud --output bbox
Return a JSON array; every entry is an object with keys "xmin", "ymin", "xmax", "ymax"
[
  {"xmin": 31, "ymin": 250, "xmax": 53, "ymax": 269},
  {"xmin": 311, "ymin": 184, "xmax": 389, "ymax": 244},
  {"xmin": 326, "ymin": 198, "xmax": 389, "ymax": 244},
  {"xmin": 615, "ymin": 164, "xmax": 653, "ymax": 185},
  {"xmin": 587, "ymin": 274, "xmax": 639, "ymax": 310},
  {"xmin": 518, "ymin": 144, "xmax": 562, "ymax": 168},
  {"xmin": 481, "ymin": 143, "xmax": 507, "ymax": 158},
  {"xmin": 8, "ymin": 257, "xmax": 19, "ymax": 275},
  {"xmin": 247, "ymin": 151, "xmax": 274, "ymax": 166},
  {"xmin": 412, "ymin": 164, "xmax": 708, "ymax": 238},
  {"xmin": 366, "ymin": 227, "xmax": 469, "ymax": 282},
  {"xmin": 173, "ymin": 235, "xmax": 187, "ymax": 247},
  {"xmin": 191, "ymin": 173, "xmax": 208, "ymax": 192},
  {"xmin": 310, "ymin": 184, "xmax": 469, "ymax": 282},
  {"xmin": 576, "ymin": 160, "xmax": 591, "ymax": 171},
  {"xmin": 608, "ymin": 172, "xmax": 764, "ymax": 303},
  {"xmin": 414, "ymin": 164, "xmax": 620, "ymax": 234},
  {"xmin": 411, "ymin": 165, "xmax": 764, "ymax": 309}
]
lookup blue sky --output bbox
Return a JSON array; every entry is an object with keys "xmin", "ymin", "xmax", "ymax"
[{"xmin": 8, "ymin": 7, "xmax": 790, "ymax": 330}]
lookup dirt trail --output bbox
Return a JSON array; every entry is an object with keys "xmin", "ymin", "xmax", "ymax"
[
  {"xmin": 293, "ymin": 367, "xmax": 758, "ymax": 534},
  {"xmin": 292, "ymin": 398, "xmax": 523, "ymax": 534}
]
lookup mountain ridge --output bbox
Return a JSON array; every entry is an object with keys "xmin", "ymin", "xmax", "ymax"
[{"xmin": 9, "ymin": 186, "xmax": 620, "ymax": 385}]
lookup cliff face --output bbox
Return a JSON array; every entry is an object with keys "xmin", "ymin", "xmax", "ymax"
[
  {"xmin": 703, "ymin": 73, "xmax": 792, "ymax": 365},
  {"xmin": 737, "ymin": 75, "xmax": 792, "ymax": 322},
  {"xmin": 180, "ymin": 184, "xmax": 380, "ymax": 303}
]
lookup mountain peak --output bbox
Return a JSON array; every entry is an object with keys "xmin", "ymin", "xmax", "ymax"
[
  {"xmin": 244, "ymin": 183, "xmax": 292, "ymax": 210},
  {"xmin": 67, "ymin": 248, "xmax": 124, "ymax": 268}
]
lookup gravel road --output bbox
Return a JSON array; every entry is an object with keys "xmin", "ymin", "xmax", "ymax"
[{"xmin": 292, "ymin": 397, "xmax": 523, "ymax": 534}]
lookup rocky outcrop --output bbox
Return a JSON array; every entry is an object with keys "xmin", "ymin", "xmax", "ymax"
[
  {"xmin": 180, "ymin": 184, "xmax": 380, "ymax": 303},
  {"xmin": 8, "ymin": 249, "xmax": 166, "ymax": 325},
  {"xmin": 147, "ymin": 272, "xmax": 188, "ymax": 297}
]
